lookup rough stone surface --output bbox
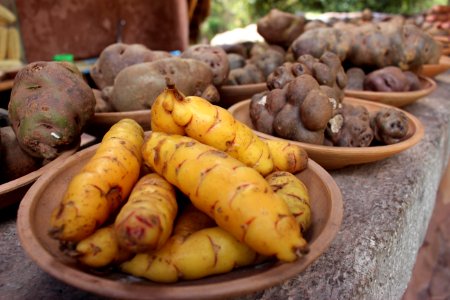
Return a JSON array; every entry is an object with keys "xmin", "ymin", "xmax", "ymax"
[{"xmin": 1, "ymin": 74, "xmax": 449, "ymax": 299}]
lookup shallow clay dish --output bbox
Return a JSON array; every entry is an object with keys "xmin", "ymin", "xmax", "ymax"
[
  {"xmin": 420, "ymin": 56, "xmax": 450, "ymax": 78},
  {"xmin": 0, "ymin": 144, "xmax": 79, "ymax": 209},
  {"xmin": 228, "ymin": 97, "xmax": 424, "ymax": 170},
  {"xmin": 218, "ymin": 82, "xmax": 267, "ymax": 108},
  {"xmin": 344, "ymin": 76, "xmax": 436, "ymax": 107},
  {"xmin": 87, "ymin": 110, "xmax": 151, "ymax": 136},
  {"xmin": 17, "ymin": 144, "xmax": 343, "ymax": 300}
]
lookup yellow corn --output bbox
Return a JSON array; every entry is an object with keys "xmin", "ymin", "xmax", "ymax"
[
  {"xmin": 0, "ymin": 25, "xmax": 7, "ymax": 60},
  {"xmin": 0, "ymin": 4, "xmax": 16, "ymax": 24},
  {"xmin": 7, "ymin": 27, "xmax": 20, "ymax": 60}
]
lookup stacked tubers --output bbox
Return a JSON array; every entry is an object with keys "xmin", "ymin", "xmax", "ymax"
[
  {"xmin": 49, "ymin": 84, "xmax": 313, "ymax": 282},
  {"xmin": 290, "ymin": 21, "xmax": 441, "ymax": 71}
]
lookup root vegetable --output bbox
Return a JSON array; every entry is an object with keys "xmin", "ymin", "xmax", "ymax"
[
  {"xmin": 264, "ymin": 139, "xmax": 308, "ymax": 173},
  {"xmin": 151, "ymin": 84, "xmax": 274, "ymax": 176},
  {"xmin": 121, "ymin": 205, "xmax": 259, "ymax": 283},
  {"xmin": 75, "ymin": 225, "xmax": 132, "ymax": 268},
  {"xmin": 265, "ymin": 171, "xmax": 311, "ymax": 232},
  {"xmin": 114, "ymin": 173, "xmax": 178, "ymax": 253},
  {"xmin": 90, "ymin": 43, "xmax": 171, "ymax": 90},
  {"xmin": 49, "ymin": 119, "xmax": 144, "ymax": 242},
  {"xmin": 8, "ymin": 61, "xmax": 96, "ymax": 159},
  {"xmin": 110, "ymin": 57, "xmax": 218, "ymax": 112},
  {"xmin": 142, "ymin": 132, "xmax": 307, "ymax": 262}
]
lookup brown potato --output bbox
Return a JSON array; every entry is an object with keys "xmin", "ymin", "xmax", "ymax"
[{"xmin": 110, "ymin": 57, "xmax": 217, "ymax": 111}]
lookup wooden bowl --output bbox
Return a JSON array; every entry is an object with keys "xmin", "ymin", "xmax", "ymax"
[
  {"xmin": 344, "ymin": 76, "xmax": 436, "ymax": 107},
  {"xmin": 420, "ymin": 55, "xmax": 450, "ymax": 77},
  {"xmin": 0, "ymin": 144, "xmax": 78, "ymax": 209},
  {"xmin": 218, "ymin": 83, "xmax": 267, "ymax": 108},
  {"xmin": 17, "ymin": 144, "xmax": 343, "ymax": 300},
  {"xmin": 86, "ymin": 110, "xmax": 151, "ymax": 137},
  {"xmin": 228, "ymin": 97, "xmax": 424, "ymax": 170}
]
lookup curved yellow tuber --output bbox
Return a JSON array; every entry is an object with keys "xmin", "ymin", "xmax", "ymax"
[
  {"xmin": 49, "ymin": 118, "xmax": 144, "ymax": 241},
  {"xmin": 142, "ymin": 131, "xmax": 307, "ymax": 262},
  {"xmin": 151, "ymin": 85, "xmax": 274, "ymax": 176},
  {"xmin": 114, "ymin": 173, "xmax": 178, "ymax": 253},
  {"xmin": 265, "ymin": 171, "xmax": 311, "ymax": 232}
]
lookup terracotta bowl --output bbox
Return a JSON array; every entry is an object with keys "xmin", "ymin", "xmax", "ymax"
[
  {"xmin": 17, "ymin": 144, "xmax": 343, "ymax": 300},
  {"xmin": 0, "ymin": 143, "xmax": 79, "ymax": 209},
  {"xmin": 420, "ymin": 56, "xmax": 450, "ymax": 78},
  {"xmin": 344, "ymin": 76, "xmax": 436, "ymax": 107},
  {"xmin": 86, "ymin": 110, "xmax": 151, "ymax": 137},
  {"xmin": 228, "ymin": 97, "xmax": 424, "ymax": 170},
  {"xmin": 218, "ymin": 82, "xmax": 267, "ymax": 108}
]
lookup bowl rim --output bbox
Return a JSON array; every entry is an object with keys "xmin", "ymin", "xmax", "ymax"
[
  {"xmin": 16, "ymin": 143, "xmax": 343, "ymax": 300},
  {"xmin": 344, "ymin": 75, "xmax": 437, "ymax": 104},
  {"xmin": 228, "ymin": 97, "xmax": 425, "ymax": 155}
]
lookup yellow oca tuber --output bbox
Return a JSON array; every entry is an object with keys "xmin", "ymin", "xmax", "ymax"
[
  {"xmin": 150, "ymin": 84, "xmax": 308, "ymax": 175},
  {"xmin": 142, "ymin": 131, "xmax": 308, "ymax": 262},
  {"xmin": 49, "ymin": 119, "xmax": 144, "ymax": 242}
]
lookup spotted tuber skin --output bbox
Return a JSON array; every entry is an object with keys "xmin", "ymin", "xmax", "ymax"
[
  {"xmin": 8, "ymin": 61, "xmax": 96, "ymax": 159},
  {"xmin": 371, "ymin": 108, "xmax": 409, "ymax": 144},
  {"xmin": 326, "ymin": 103, "xmax": 374, "ymax": 147},
  {"xmin": 251, "ymin": 75, "xmax": 335, "ymax": 145}
]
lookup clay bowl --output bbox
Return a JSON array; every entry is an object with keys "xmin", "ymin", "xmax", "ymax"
[
  {"xmin": 344, "ymin": 76, "xmax": 436, "ymax": 107},
  {"xmin": 17, "ymin": 143, "xmax": 343, "ymax": 300},
  {"xmin": 218, "ymin": 82, "xmax": 267, "ymax": 108},
  {"xmin": 86, "ymin": 110, "xmax": 151, "ymax": 137},
  {"xmin": 0, "ymin": 143, "xmax": 79, "ymax": 209},
  {"xmin": 228, "ymin": 97, "xmax": 424, "ymax": 170},
  {"xmin": 420, "ymin": 56, "xmax": 450, "ymax": 78}
]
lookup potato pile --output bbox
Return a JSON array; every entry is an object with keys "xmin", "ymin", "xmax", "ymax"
[
  {"xmin": 250, "ymin": 51, "xmax": 346, "ymax": 145},
  {"xmin": 346, "ymin": 66, "xmax": 422, "ymax": 92},
  {"xmin": 90, "ymin": 43, "xmax": 230, "ymax": 111},
  {"xmin": 220, "ymin": 42, "xmax": 285, "ymax": 85},
  {"xmin": 49, "ymin": 86, "xmax": 313, "ymax": 283},
  {"xmin": 249, "ymin": 51, "xmax": 410, "ymax": 147},
  {"xmin": 290, "ymin": 21, "xmax": 441, "ymax": 71},
  {"xmin": 1, "ymin": 61, "xmax": 95, "ymax": 184}
]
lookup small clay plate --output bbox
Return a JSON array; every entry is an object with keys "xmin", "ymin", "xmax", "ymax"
[
  {"xmin": 87, "ymin": 110, "xmax": 151, "ymax": 137},
  {"xmin": 420, "ymin": 56, "xmax": 450, "ymax": 78},
  {"xmin": 344, "ymin": 76, "xmax": 437, "ymax": 107},
  {"xmin": 218, "ymin": 82, "xmax": 267, "ymax": 108},
  {"xmin": 17, "ymin": 143, "xmax": 343, "ymax": 300},
  {"xmin": 228, "ymin": 97, "xmax": 424, "ymax": 170}
]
